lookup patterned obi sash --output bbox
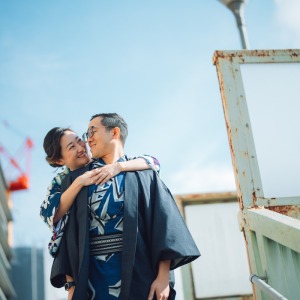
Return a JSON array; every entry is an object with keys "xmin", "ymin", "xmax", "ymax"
[{"xmin": 89, "ymin": 233, "xmax": 123, "ymax": 256}]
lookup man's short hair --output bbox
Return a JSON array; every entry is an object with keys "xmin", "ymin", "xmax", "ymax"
[{"xmin": 90, "ymin": 113, "xmax": 128, "ymax": 145}]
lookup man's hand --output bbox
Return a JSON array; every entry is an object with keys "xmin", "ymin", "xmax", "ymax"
[
  {"xmin": 148, "ymin": 260, "xmax": 171, "ymax": 300},
  {"xmin": 67, "ymin": 286, "xmax": 75, "ymax": 300},
  {"xmin": 148, "ymin": 277, "xmax": 170, "ymax": 300},
  {"xmin": 66, "ymin": 275, "xmax": 75, "ymax": 300}
]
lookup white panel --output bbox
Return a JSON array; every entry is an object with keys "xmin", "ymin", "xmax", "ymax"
[
  {"xmin": 184, "ymin": 202, "xmax": 252, "ymax": 298},
  {"xmin": 240, "ymin": 63, "xmax": 300, "ymax": 198}
]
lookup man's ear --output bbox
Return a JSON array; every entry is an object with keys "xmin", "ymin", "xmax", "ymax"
[{"xmin": 112, "ymin": 127, "xmax": 121, "ymax": 140}]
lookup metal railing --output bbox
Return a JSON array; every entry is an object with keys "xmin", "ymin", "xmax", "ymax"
[{"xmin": 250, "ymin": 275, "xmax": 287, "ymax": 300}]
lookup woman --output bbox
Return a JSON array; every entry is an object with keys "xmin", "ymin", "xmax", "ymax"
[{"xmin": 40, "ymin": 127, "xmax": 160, "ymax": 298}]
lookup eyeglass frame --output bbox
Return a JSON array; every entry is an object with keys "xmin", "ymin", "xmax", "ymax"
[{"xmin": 82, "ymin": 125, "xmax": 115, "ymax": 143}]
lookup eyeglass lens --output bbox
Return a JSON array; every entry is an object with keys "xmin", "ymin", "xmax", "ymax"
[
  {"xmin": 88, "ymin": 126, "xmax": 95, "ymax": 138},
  {"xmin": 82, "ymin": 126, "xmax": 95, "ymax": 142}
]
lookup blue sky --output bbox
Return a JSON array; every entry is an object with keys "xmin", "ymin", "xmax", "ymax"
[{"xmin": 1, "ymin": 0, "xmax": 299, "ymax": 246}]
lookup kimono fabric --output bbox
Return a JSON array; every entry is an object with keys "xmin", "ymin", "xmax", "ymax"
[
  {"xmin": 51, "ymin": 166, "xmax": 201, "ymax": 300},
  {"xmin": 87, "ymin": 159, "xmax": 125, "ymax": 299}
]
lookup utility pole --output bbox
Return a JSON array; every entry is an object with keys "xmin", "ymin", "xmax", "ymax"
[{"xmin": 219, "ymin": 0, "xmax": 250, "ymax": 49}]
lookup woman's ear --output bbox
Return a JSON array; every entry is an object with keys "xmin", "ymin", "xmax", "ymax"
[{"xmin": 55, "ymin": 159, "xmax": 64, "ymax": 166}]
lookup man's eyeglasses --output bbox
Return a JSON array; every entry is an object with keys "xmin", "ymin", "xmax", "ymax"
[{"xmin": 82, "ymin": 126, "xmax": 99, "ymax": 143}]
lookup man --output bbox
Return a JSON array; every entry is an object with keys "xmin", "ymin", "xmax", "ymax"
[{"xmin": 51, "ymin": 113, "xmax": 200, "ymax": 300}]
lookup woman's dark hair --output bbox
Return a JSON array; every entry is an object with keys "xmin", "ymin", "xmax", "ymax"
[{"xmin": 43, "ymin": 127, "xmax": 73, "ymax": 168}]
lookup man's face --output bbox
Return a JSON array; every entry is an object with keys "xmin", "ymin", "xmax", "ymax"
[{"xmin": 87, "ymin": 117, "xmax": 113, "ymax": 159}]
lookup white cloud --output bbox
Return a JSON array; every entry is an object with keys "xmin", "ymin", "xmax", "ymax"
[{"xmin": 275, "ymin": 0, "xmax": 300, "ymax": 39}]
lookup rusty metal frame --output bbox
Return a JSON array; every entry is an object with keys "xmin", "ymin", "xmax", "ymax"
[
  {"xmin": 213, "ymin": 49, "xmax": 300, "ymax": 300},
  {"xmin": 213, "ymin": 49, "xmax": 300, "ymax": 209}
]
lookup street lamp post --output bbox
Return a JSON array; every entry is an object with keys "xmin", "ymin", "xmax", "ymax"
[{"xmin": 219, "ymin": 0, "xmax": 250, "ymax": 49}]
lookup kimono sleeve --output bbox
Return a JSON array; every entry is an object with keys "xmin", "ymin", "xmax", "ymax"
[
  {"xmin": 48, "ymin": 213, "xmax": 69, "ymax": 257},
  {"xmin": 40, "ymin": 168, "xmax": 69, "ymax": 232},
  {"xmin": 138, "ymin": 170, "xmax": 200, "ymax": 270},
  {"xmin": 127, "ymin": 154, "xmax": 160, "ymax": 173}
]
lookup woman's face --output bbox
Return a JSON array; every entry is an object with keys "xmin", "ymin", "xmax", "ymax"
[{"xmin": 56, "ymin": 130, "xmax": 90, "ymax": 170}]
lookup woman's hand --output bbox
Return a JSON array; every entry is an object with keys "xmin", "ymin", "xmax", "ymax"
[
  {"xmin": 76, "ymin": 168, "xmax": 102, "ymax": 186},
  {"xmin": 77, "ymin": 163, "xmax": 122, "ymax": 186},
  {"xmin": 94, "ymin": 163, "xmax": 122, "ymax": 185}
]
